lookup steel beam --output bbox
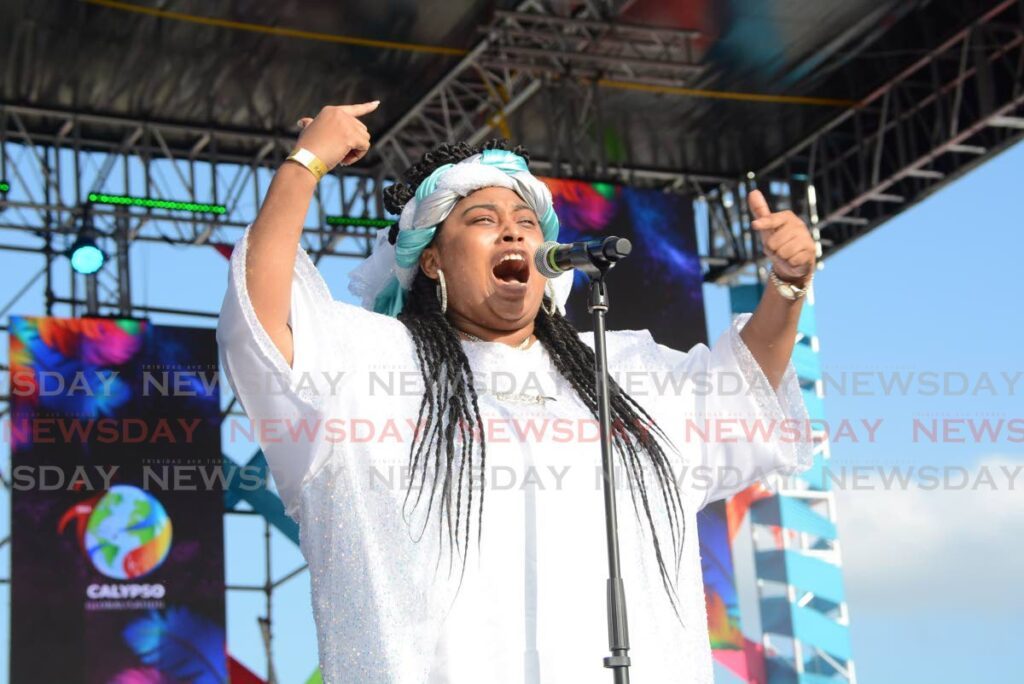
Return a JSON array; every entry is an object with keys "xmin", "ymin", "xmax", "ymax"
[{"xmin": 370, "ymin": 0, "xmax": 705, "ymax": 178}]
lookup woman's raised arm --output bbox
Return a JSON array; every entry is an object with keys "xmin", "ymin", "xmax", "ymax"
[{"xmin": 246, "ymin": 101, "xmax": 379, "ymax": 366}]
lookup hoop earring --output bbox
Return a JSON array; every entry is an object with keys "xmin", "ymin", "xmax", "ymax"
[
  {"xmin": 543, "ymin": 281, "xmax": 557, "ymax": 316},
  {"xmin": 436, "ymin": 268, "xmax": 448, "ymax": 315}
]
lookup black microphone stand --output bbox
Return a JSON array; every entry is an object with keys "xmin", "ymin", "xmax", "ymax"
[{"xmin": 563, "ymin": 236, "xmax": 633, "ymax": 683}]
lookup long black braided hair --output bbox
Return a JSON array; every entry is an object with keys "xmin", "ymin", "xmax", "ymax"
[{"xmin": 383, "ymin": 139, "xmax": 689, "ymax": 620}]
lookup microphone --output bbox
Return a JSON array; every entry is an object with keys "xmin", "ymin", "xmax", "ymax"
[{"xmin": 533, "ymin": 237, "xmax": 632, "ymax": 278}]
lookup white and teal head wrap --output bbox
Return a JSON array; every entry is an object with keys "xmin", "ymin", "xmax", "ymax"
[{"xmin": 348, "ymin": 149, "xmax": 574, "ymax": 317}]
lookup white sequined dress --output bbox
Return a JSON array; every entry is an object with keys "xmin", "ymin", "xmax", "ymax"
[{"xmin": 217, "ymin": 226, "xmax": 813, "ymax": 683}]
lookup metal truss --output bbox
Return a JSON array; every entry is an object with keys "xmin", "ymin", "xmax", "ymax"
[
  {"xmin": 754, "ymin": 0, "xmax": 1024, "ymax": 263},
  {"xmin": 683, "ymin": 0, "xmax": 1024, "ymax": 286},
  {"xmin": 372, "ymin": 0, "xmax": 1024, "ymax": 286},
  {"xmin": 482, "ymin": 9, "xmax": 704, "ymax": 88},
  {"xmin": 0, "ymin": 104, "xmax": 389, "ymax": 319},
  {"xmin": 371, "ymin": 0, "xmax": 706, "ymax": 179},
  {"xmin": 517, "ymin": 76, "xmax": 730, "ymax": 185},
  {"xmin": 8, "ymin": 6, "xmax": 1017, "ymax": 298}
]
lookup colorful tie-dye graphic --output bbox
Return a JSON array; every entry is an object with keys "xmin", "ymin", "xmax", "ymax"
[
  {"xmin": 541, "ymin": 177, "xmax": 706, "ymax": 349},
  {"xmin": 699, "ymin": 496, "xmax": 773, "ymax": 683},
  {"xmin": 8, "ymin": 317, "xmax": 142, "ymax": 428},
  {"xmin": 699, "ymin": 500, "xmax": 745, "ymax": 651}
]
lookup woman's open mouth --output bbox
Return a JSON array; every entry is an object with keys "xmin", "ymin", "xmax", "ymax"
[{"xmin": 492, "ymin": 252, "xmax": 530, "ymax": 289}]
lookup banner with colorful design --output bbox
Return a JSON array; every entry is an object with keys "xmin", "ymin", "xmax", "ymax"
[
  {"xmin": 541, "ymin": 178, "xmax": 705, "ymax": 348},
  {"xmin": 8, "ymin": 316, "xmax": 226, "ymax": 684}
]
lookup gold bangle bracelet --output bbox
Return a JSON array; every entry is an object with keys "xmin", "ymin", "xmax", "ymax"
[{"xmin": 285, "ymin": 147, "xmax": 329, "ymax": 182}]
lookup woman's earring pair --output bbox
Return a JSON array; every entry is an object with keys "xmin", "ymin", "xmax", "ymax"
[{"xmin": 436, "ymin": 269, "xmax": 556, "ymax": 317}]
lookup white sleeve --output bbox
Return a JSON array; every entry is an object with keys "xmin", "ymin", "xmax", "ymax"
[
  {"xmin": 655, "ymin": 312, "xmax": 813, "ymax": 509},
  {"xmin": 215, "ymin": 224, "xmax": 391, "ymax": 518}
]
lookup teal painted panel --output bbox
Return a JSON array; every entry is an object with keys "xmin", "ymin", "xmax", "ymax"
[
  {"xmin": 239, "ymin": 482, "xmax": 300, "ymax": 546},
  {"xmin": 759, "ymin": 596, "xmax": 794, "ymax": 634},
  {"xmin": 791, "ymin": 603, "xmax": 851, "ymax": 661},
  {"xmin": 755, "ymin": 550, "xmax": 845, "ymax": 604},
  {"xmin": 224, "ymin": 449, "xmax": 299, "ymax": 545},
  {"xmin": 799, "ymin": 672, "xmax": 845, "ymax": 684},
  {"xmin": 797, "ymin": 301, "xmax": 817, "ymax": 338},
  {"xmin": 783, "ymin": 551, "xmax": 845, "ymax": 604},
  {"xmin": 792, "ymin": 341, "xmax": 821, "ymax": 381},
  {"xmin": 223, "ymin": 450, "xmax": 267, "ymax": 509},
  {"xmin": 805, "ymin": 595, "xmax": 843, "ymax": 615},
  {"xmin": 799, "ymin": 454, "xmax": 831, "ymax": 492},
  {"xmin": 730, "ymin": 283, "xmax": 763, "ymax": 315},
  {"xmin": 802, "ymin": 653, "xmax": 847, "ymax": 679},
  {"xmin": 750, "ymin": 495, "xmax": 782, "ymax": 527},
  {"xmin": 756, "ymin": 549, "xmax": 788, "ymax": 582},
  {"xmin": 765, "ymin": 656, "xmax": 799, "ymax": 684},
  {"xmin": 778, "ymin": 497, "xmax": 837, "ymax": 540},
  {"xmin": 752, "ymin": 496, "xmax": 836, "ymax": 540}
]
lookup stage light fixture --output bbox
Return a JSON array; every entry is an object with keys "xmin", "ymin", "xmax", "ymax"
[
  {"xmin": 69, "ymin": 208, "xmax": 105, "ymax": 275},
  {"xmin": 325, "ymin": 215, "xmax": 392, "ymax": 228},
  {"xmin": 87, "ymin": 192, "xmax": 226, "ymax": 215},
  {"xmin": 69, "ymin": 232, "xmax": 106, "ymax": 275}
]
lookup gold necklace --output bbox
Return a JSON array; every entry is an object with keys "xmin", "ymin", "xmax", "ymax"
[{"xmin": 460, "ymin": 330, "xmax": 533, "ymax": 350}]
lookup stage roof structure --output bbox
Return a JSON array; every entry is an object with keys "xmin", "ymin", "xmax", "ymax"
[{"xmin": 2, "ymin": 0, "xmax": 1022, "ymax": 280}]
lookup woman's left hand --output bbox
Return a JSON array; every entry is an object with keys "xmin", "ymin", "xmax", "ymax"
[{"xmin": 747, "ymin": 189, "xmax": 816, "ymax": 286}]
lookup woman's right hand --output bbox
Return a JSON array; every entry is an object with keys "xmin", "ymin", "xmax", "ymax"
[{"xmin": 295, "ymin": 101, "xmax": 379, "ymax": 170}]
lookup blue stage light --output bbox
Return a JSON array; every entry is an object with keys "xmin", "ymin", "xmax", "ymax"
[{"xmin": 69, "ymin": 234, "xmax": 105, "ymax": 275}]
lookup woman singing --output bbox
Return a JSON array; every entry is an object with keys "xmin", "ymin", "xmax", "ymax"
[{"xmin": 217, "ymin": 101, "xmax": 815, "ymax": 683}]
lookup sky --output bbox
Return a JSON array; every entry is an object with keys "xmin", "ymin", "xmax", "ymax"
[
  {"xmin": 778, "ymin": 140, "xmax": 1023, "ymax": 683},
  {"xmin": 701, "ymin": 140, "xmax": 1024, "ymax": 683},
  {"xmin": 0, "ymin": 139, "xmax": 1022, "ymax": 683}
]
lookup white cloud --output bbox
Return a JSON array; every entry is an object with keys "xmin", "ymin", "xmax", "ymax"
[{"xmin": 834, "ymin": 454, "xmax": 1024, "ymax": 618}]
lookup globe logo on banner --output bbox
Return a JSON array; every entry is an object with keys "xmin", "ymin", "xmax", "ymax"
[{"xmin": 59, "ymin": 484, "xmax": 173, "ymax": 579}]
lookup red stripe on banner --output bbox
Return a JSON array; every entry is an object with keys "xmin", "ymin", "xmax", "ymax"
[{"xmin": 228, "ymin": 655, "xmax": 266, "ymax": 684}]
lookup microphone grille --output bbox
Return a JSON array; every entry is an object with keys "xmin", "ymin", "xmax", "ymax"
[{"xmin": 534, "ymin": 241, "xmax": 561, "ymax": 278}]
